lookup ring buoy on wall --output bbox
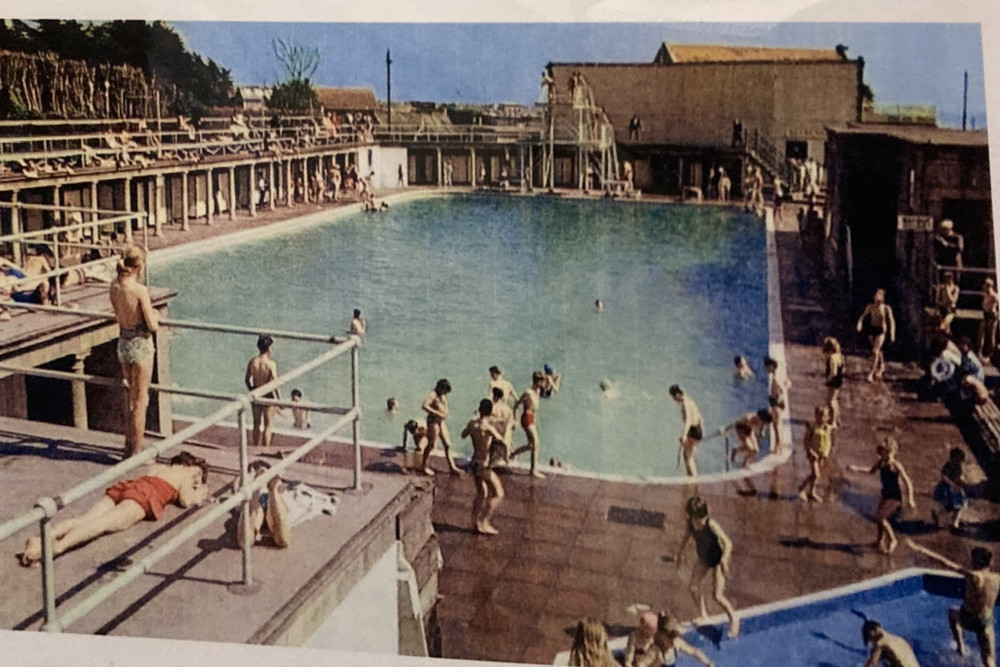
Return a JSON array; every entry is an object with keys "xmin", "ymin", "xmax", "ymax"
[{"xmin": 931, "ymin": 355, "xmax": 956, "ymax": 383}]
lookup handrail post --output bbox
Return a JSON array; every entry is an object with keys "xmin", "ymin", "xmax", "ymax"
[
  {"xmin": 52, "ymin": 236, "xmax": 61, "ymax": 307},
  {"xmin": 37, "ymin": 497, "xmax": 61, "ymax": 632},
  {"xmin": 351, "ymin": 341, "xmax": 361, "ymax": 490},
  {"xmin": 237, "ymin": 406, "xmax": 254, "ymax": 586}
]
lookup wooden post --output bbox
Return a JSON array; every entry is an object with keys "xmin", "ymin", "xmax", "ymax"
[
  {"xmin": 249, "ymin": 164, "xmax": 258, "ymax": 217},
  {"xmin": 206, "ymin": 170, "xmax": 214, "ymax": 226},
  {"xmin": 153, "ymin": 174, "xmax": 164, "ymax": 237},
  {"xmin": 269, "ymin": 161, "xmax": 276, "ymax": 211},
  {"xmin": 123, "ymin": 177, "xmax": 133, "ymax": 241},
  {"xmin": 286, "ymin": 160, "xmax": 294, "ymax": 206},
  {"xmin": 470, "ymin": 148, "xmax": 477, "ymax": 187},
  {"xmin": 228, "ymin": 166, "xmax": 237, "ymax": 220},
  {"xmin": 71, "ymin": 352, "xmax": 89, "ymax": 430},
  {"xmin": 181, "ymin": 171, "xmax": 190, "ymax": 232},
  {"xmin": 10, "ymin": 189, "xmax": 21, "ymax": 265},
  {"xmin": 436, "ymin": 147, "xmax": 443, "ymax": 186}
]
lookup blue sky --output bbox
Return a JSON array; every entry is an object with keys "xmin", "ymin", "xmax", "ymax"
[{"xmin": 173, "ymin": 22, "xmax": 987, "ymax": 128}]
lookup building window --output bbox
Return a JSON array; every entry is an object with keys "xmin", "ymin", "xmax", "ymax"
[{"xmin": 785, "ymin": 141, "xmax": 808, "ymax": 160}]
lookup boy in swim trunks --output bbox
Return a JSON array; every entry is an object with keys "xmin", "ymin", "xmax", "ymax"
[
  {"xmin": 487, "ymin": 366, "xmax": 518, "ymax": 406},
  {"xmin": 511, "ymin": 371, "xmax": 546, "ymax": 479},
  {"xmin": 420, "ymin": 379, "xmax": 462, "ymax": 476},
  {"xmin": 403, "ymin": 419, "xmax": 429, "ymax": 453},
  {"xmin": 720, "ymin": 409, "xmax": 772, "ymax": 496},
  {"xmin": 908, "ymin": 540, "xmax": 1000, "ymax": 667},
  {"xmin": 245, "ymin": 335, "xmax": 280, "ymax": 448},
  {"xmin": 488, "ymin": 386, "xmax": 516, "ymax": 465},
  {"xmin": 18, "ymin": 452, "xmax": 208, "ymax": 567},
  {"xmin": 669, "ymin": 385, "xmax": 704, "ymax": 477},
  {"xmin": 675, "ymin": 496, "xmax": 739, "ymax": 637},
  {"xmin": 980, "ymin": 278, "xmax": 999, "ymax": 358},
  {"xmin": 764, "ymin": 356, "xmax": 790, "ymax": 453},
  {"xmin": 461, "ymin": 399, "xmax": 506, "ymax": 535},
  {"xmin": 936, "ymin": 272, "xmax": 961, "ymax": 335},
  {"xmin": 856, "ymin": 288, "xmax": 896, "ymax": 383},
  {"xmin": 861, "ymin": 620, "xmax": 921, "ymax": 667}
]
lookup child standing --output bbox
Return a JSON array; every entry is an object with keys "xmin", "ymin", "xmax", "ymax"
[
  {"xmin": 675, "ymin": 496, "xmax": 740, "ymax": 637},
  {"xmin": 848, "ymin": 437, "xmax": 916, "ymax": 554},
  {"xmin": 798, "ymin": 405, "xmax": 836, "ymax": 502},
  {"xmin": 933, "ymin": 447, "xmax": 969, "ymax": 531}
]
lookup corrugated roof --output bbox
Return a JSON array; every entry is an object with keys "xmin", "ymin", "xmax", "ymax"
[
  {"xmin": 658, "ymin": 43, "xmax": 844, "ymax": 64},
  {"xmin": 315, "ymin": 87, "xmax": 377, "ymax": 111},
  {"xmin": 828, "ymin": 122, "xmax": 989, "ymax": 147}
]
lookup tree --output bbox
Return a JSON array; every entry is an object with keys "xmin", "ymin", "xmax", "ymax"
[
  {"xmin": 273, "ymin": 38, "xmax": 319, "ymax": 82},
  {"xmin": 268, "ymin": 79, "xmax": 318, "ymax": 113}
]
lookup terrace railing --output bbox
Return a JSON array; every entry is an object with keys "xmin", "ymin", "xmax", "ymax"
[
  {"xmin": 0, "ymin": 201, "xmax": 150, "ymax": 306},
  {"xmin": 374, "ymin": 123, "xmax": 541, "ymax": 145},
  {"xmin": 0, "ymin": 304, "xmax": 362, "ymax": 632}
]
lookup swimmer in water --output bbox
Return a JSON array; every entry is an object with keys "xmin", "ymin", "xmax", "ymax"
[
  {"xmin": 860, "ymin": 620, "xmax": 921, "ymax": 667},
  {"xmin": 599, "ymin": 379, "xmax": 620, "ymax": 399},
  {"xmin": 594, "ymin": 299, "xmax": 605, "ymax": 314},
  {"xmin": 386, "ymin": 397, "xmax": 399, "ymax": 415},
  {"xmin": 540, "ymin": 364, "xmax": 560, "ymax": 398},
  {"xmin": 733, "ymin": 355, "xmax": 754, "ymax": 380}
]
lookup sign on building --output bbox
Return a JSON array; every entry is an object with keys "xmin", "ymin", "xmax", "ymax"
[{"xmin": 897, "ymin": 215, "xmax": 934, "ymax": 232}]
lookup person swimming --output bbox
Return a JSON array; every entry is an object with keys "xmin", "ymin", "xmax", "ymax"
[{"xmin": 599, "ymin": 379, "xmax": 619, "ymax": 399}]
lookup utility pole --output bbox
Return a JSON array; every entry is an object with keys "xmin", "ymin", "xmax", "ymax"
[
  {"xmin": 386, "ymin": 49, "xmax": 392, "ymax": 132},
  {"xmin": 962, "ymin": 70, "xmax": 968, "ymax": 131}
]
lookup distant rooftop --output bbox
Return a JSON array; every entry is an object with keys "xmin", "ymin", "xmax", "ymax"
[
  {"xmin": 829, "ymin": 122, "xmax": 988, "ymax": 147},
  {"xmin": 654, "ymin": 42, "xmax": 847, "ymax": 64},
  {"xmin": 315, "ymin": 87, "xmax": 377, "ymax": 112}
]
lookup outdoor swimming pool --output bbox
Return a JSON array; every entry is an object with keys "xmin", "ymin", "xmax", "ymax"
[
  {"xmin": 558, "ymin": 570, "xmax": 987, "ymax": 666},
  {"xmin": 155, "ymin": 194, "xmax": 770, "ymax": 477}
]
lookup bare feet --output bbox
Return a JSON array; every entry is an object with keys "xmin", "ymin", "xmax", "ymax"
[
  {"xmin": 809, "ymin": 493, "xmax": 823, "ymax": 503},
  {"xmin": 18, "ymin": 536, "xmax": 42, "ymax": 568},
  {"xmin": 421, "ymin": 467, "xmax": 436, "ymax": 476},
  {"xmin": 475, "ymin": 523, "xmax": 499, "ymax": 536},
  {"xmin": 449, "ymin": 467, "xmax": 463, "ymax": 477},
  {"xmin": 531, "ymin": 470, "xmax": 546, "ymax": 479}
]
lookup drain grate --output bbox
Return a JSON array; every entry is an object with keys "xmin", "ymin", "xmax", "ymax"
[{"xmin": 607, "ymin": 506, "xmax": 665, "ymax": 529}]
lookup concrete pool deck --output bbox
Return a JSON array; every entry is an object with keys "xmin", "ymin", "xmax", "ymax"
[
  {"xmin": 143, "ymin": 191, "xmax": 1000, "ymax": 662},
  {"xmin": 4, "ymin": 189, "xmax": 998, "ymax": 664}
]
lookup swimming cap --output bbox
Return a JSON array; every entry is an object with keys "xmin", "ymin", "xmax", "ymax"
[{"xmin": 544, "ymin": 364, "xmax": 554, "ymax": 374}]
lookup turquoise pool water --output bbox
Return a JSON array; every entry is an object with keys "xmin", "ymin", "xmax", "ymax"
[{"xmin": 155, "ymin": 194, "xmax": 769, "ymax": 477}]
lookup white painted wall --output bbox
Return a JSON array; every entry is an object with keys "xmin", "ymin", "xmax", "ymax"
[
  {"xmin": 303, "ymin": 542, "xmax": 399, "ymax": 654},
  {"xmin": 369, "ymin": 146, "xmax": 409, "ymax": 192}
]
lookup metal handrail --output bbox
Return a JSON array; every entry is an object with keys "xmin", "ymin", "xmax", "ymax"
[
  {"xmin": 0, "ymin": 311, "xmax": 362, "ymax": 632},
  {"xmin": 1, "ymin": 302, "xmax": 348, "ymax": 345}
]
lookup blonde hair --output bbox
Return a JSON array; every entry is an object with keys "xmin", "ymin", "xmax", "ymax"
[
  {"xmin": 822, "ymin": 337, "xmax": 841, "ymax": 355},
  {"xmin": 877, "ymin": 436, "xmax": 900, "ymax": 458},
  {"xmin": 568, "ymin": 618, "xmax": 612, "ymax": 667},
  {"xmin": 116, "ymin": 244, "xmax": 145, "ymax": 278}
]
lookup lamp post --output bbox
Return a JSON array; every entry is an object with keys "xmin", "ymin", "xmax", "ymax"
[{"xmin": 386, "ymin": 49, "xmax": 392, "ymax": 132}]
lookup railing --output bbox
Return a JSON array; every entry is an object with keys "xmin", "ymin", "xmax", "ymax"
[
  {"xmin": 0, "ymin": 304, "xmax": 362, "ymax": 632},
  {"xmin": 932, "ymin": 264, "xmax": 999, "ymax": 310},
  {"xmin": 0, "ymin": 123, "xmax": 366, "ymax": 175},
  {"xmin": 374, "ymin": 123, "xmax": 541, "ymax": 145},
  {"xmin": 742, "ymin": 127, "xmax": 785, "ymax": 180},
  {"xmin": 0, "ymin": 202, "xmax": 149, "ymax": 307}
]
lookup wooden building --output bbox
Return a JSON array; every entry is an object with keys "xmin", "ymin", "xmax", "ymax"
[
  {"xmin": 823, "ymin": 123, "xmax": 993, "ymax": 350},
  {"xmin": 548, "ymin": 42, "xmax": 863, "ymax": 194}
]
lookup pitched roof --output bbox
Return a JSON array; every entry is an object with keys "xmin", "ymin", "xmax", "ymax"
[
  {"xmin": 655, "ymin": 43, "xmax": 845, "ymax": 64},
  {"xmin": 315, "ymin": 87, "xmax": 377, "ymax": 111},
  {"xmin": 236, "ymin": 86, "xmax": 271, "ymax": 102}
]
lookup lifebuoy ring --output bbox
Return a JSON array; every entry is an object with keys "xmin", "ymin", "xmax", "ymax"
[{"xmin": 931, "ymin": 355, "xmax": 955, "ymax": 383}]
